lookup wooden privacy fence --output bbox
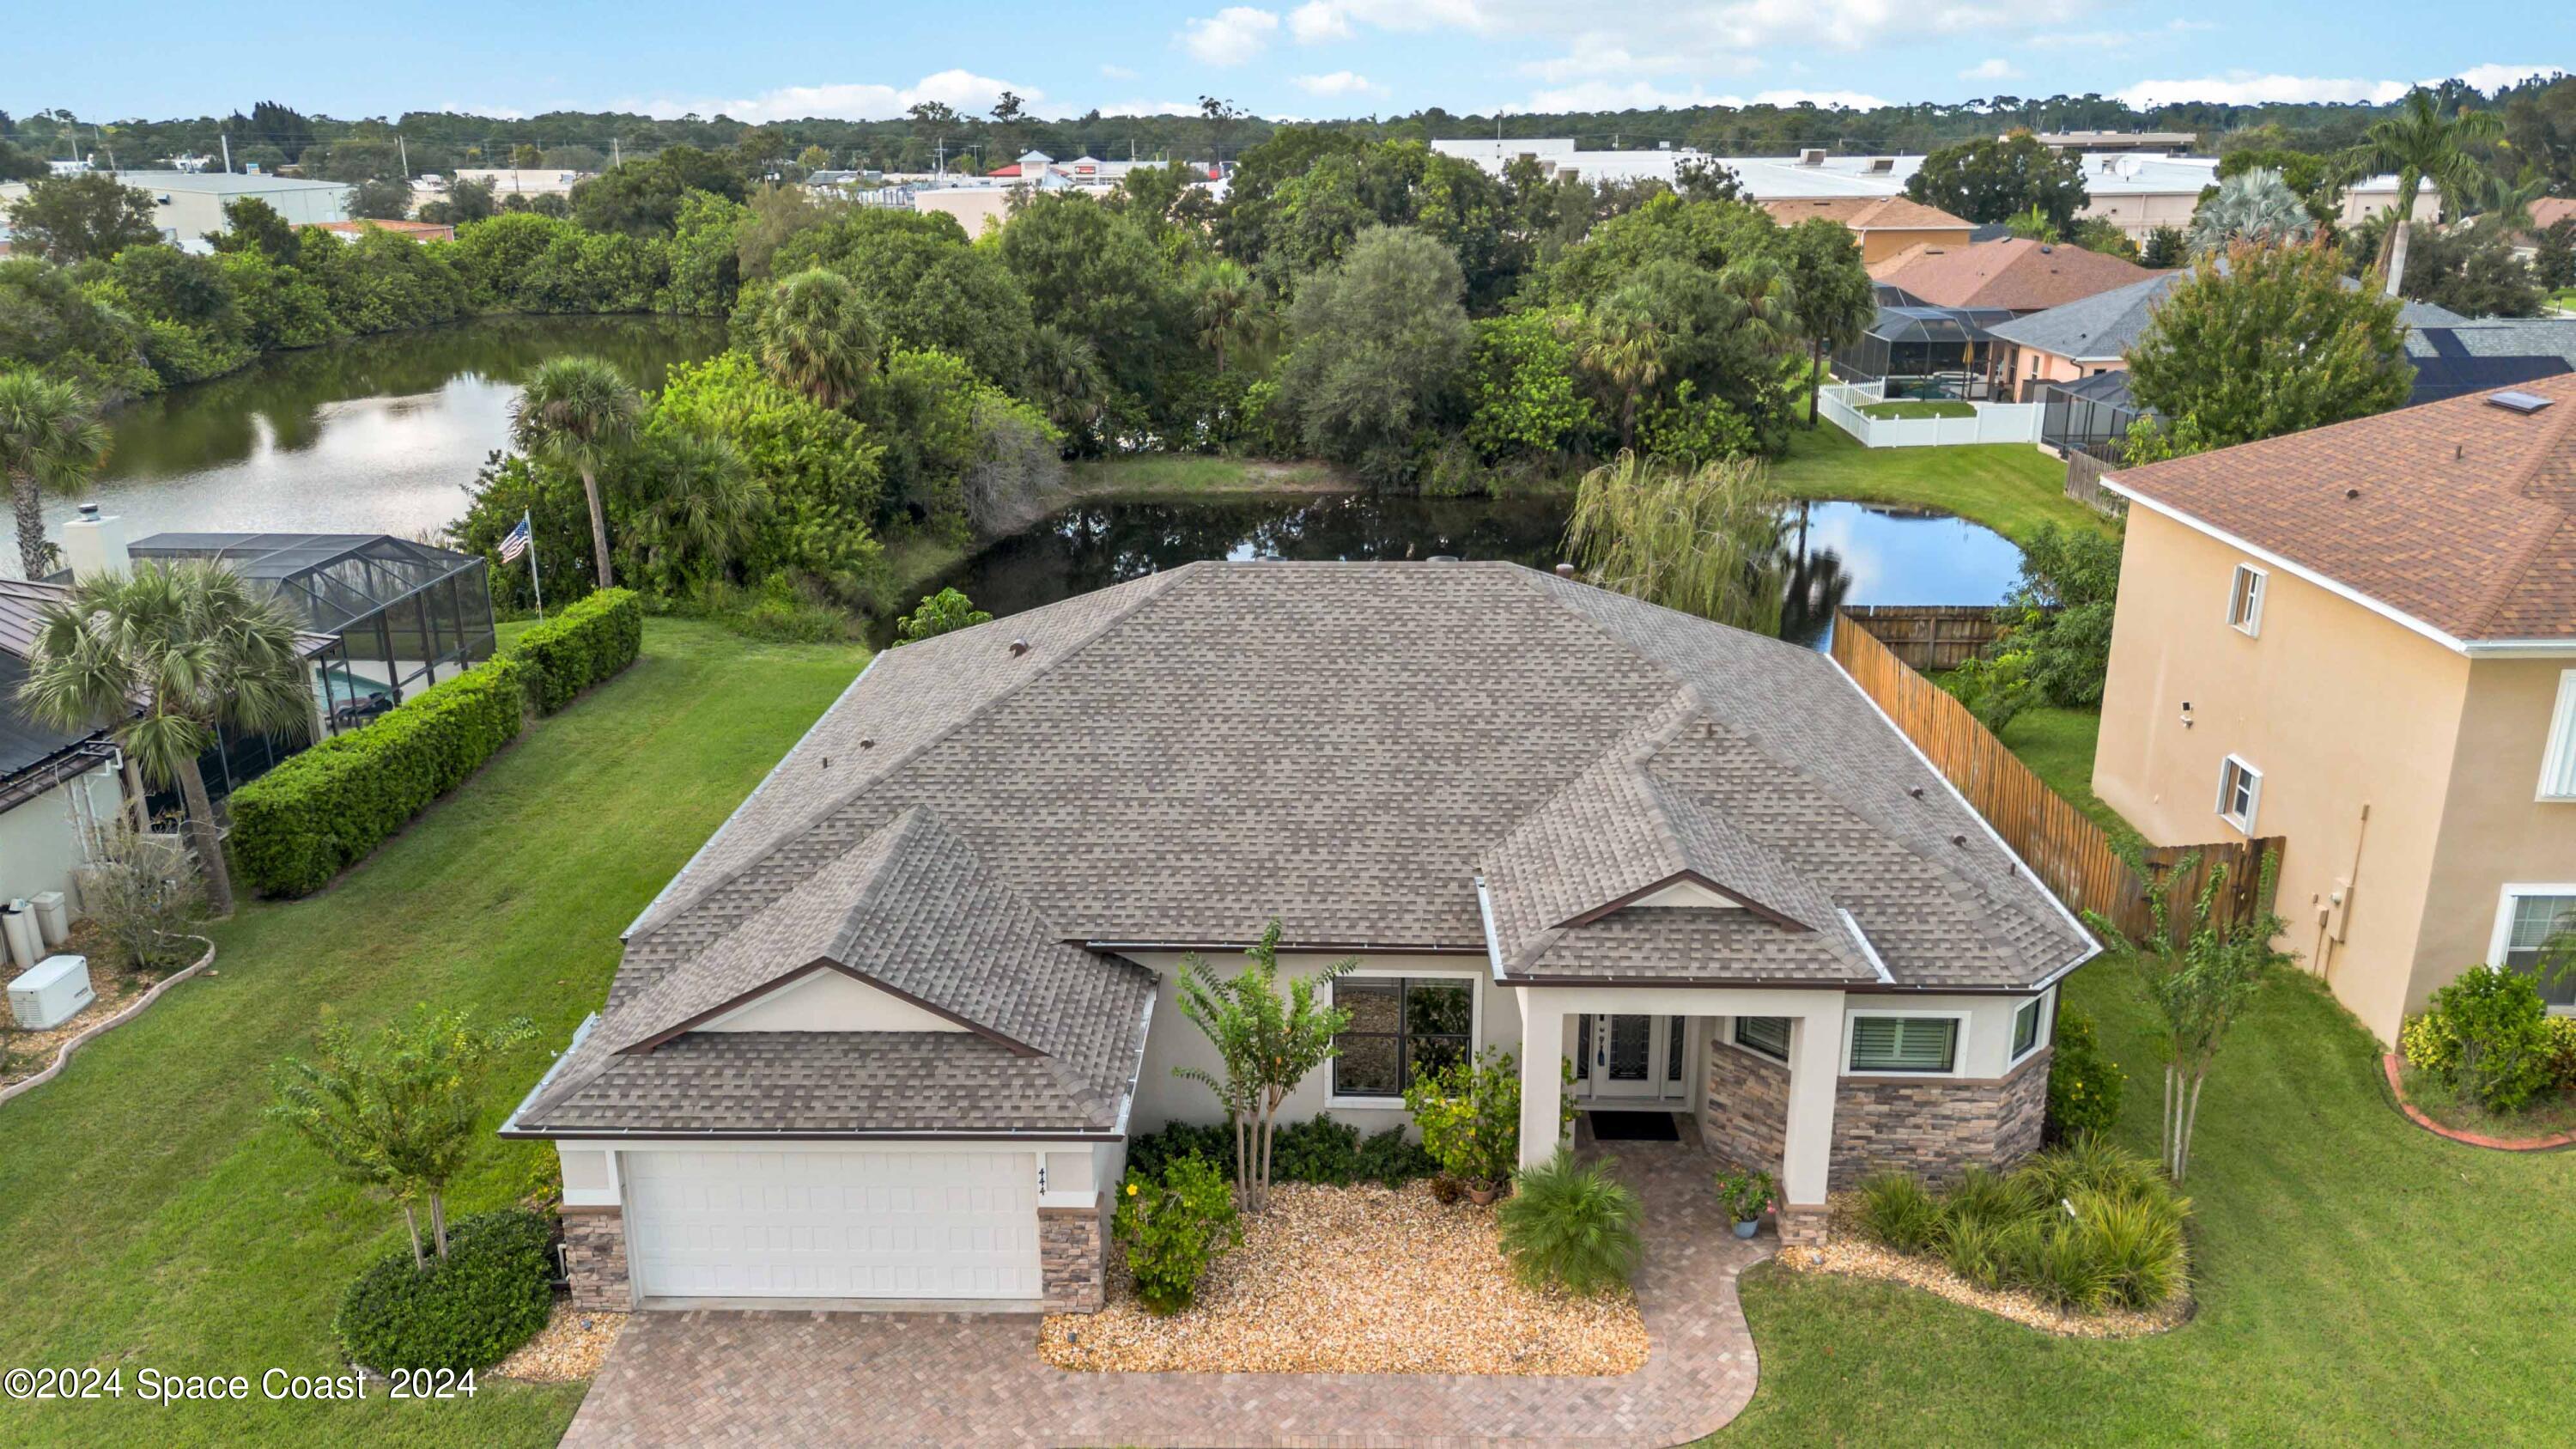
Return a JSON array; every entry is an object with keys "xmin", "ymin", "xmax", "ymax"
[
  {"xmin": 2063, "ymin": 452, "xmax": 2128, "ymax": 518},
  {"xmin": 1832, "ymin": 608, "xmax": 2281, "ymax": 947},
  {"xmin": 1837, "ymin": 605, "xmax": 2014, "ymax": 672}
]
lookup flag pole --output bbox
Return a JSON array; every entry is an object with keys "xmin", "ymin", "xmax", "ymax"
[{"xmin": 523, "ymin": 510, "xmax": 545, "ymax": 621}]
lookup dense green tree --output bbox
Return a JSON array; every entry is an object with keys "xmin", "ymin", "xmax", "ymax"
[
  {"xmin": 1462, "ymin": 307, "xmax": 1592, "ymax": 460},
  {"xmin": 2535, "ymin": 218, "xmax": 2576, "ymax": 290},
  {"xmin": 2141, "ymin": 225, "xmax": 2187, "ymax": 268},
  {"xmin": 1187, "ymin": 259, "xmax": 1263, "ymax": 374},
  {"xmin": 2503, "ymin": 76, "xmax": 2576, "ymax": 191},
  {"xmin": 1274, "ymin": 226, "xmax": 1470, "ymax": 478},
  {"xmin": 571, "ymin": 146, "xmax": 744, "ymax": 237},
  {"xmin": 753, "ymin": 267, "xmax": 879, "ymax": 408},
  {"xmin": 2385, "ymin": 222, "xmax": 2543, "ymax": 317},
  {"xmin": 0, "ymin": 258, "xmax": 154, "ymax": 399},
  {"xmin": 1904, "ymin": 134, "xmax": 2090, "ymax": 228},
  {"xmin": 0, "ymin": 367, "xmax": 109, "ymax": 577},
  {"xmin": 769, "ymin": 208, "xmax": 1033, "ymax": 385},
  {"xmin": 208, "ymin": 195, "xmax": 300, "ymax": 264},
  {"xmin": 1778, "ymin": 217, "xmax": 1875, "ymax": 426},
  {"xmin": 2, "ymin": 174, "xmax": 161, "ymax": 263},
  {"xmin": 0, "ymin": 138, "xmax": 46, "ymax": 182},
  {"xmin": 613, "ymin": 429, "xmax": 766, "ymax": 595},
  {"xmin": 213, "ymin": 248, "xmax": 343, "ymax": 351},
  {"xmin": 347, "ymin": 177, "xmax": 413, "ymax": 221},
  {"xmin": 2342, "ymin": 88, "xmax": 2503, "ymax": 290},
  {"xmin": 997, "ymin": 192, "xmax": 1181, "ymax": 419},
  {"xmin": 510, "ymin": 355, "xmax": 641, "ymax": 587},
  {"xmin": 642, "ymin": 352, "xmax": 884, "ymax": 598},
  {"xmin": 732, "ymin": 182, "xmax": 834, "ymax": 283},
  {"xmin": 2125, "ymin": 240, "xmax": 2411, "ymax": 451}
]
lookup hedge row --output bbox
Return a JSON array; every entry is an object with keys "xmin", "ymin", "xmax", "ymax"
[
  {"xmin": 511, "ymin": 588, "xmax": 644, "ymax": 714},
  {"xmin": 230, "ymin": 656, "xmax": 535, "ymax": 898}
]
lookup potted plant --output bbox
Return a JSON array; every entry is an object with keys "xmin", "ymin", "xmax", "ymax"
[{"xmin": 1715, "ymin": 1166, "xmax": 1776, "ymax": 1239}]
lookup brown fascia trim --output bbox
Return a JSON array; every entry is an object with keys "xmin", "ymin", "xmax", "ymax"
[
  {"xmin": 1078, "ymin": 938, "xmax": 1487, "ymax": 956},
  {"xmin": 498, "ymin": 1126, "xmax": 1124, "ymax": 1142},
  {"xmin": 1502, "ymin": 971, "xmax": 1875, "ymax": 989},
  {"xmin": 623, "ymin": 957, "xmax": 1042, "ymax": 1058},
  {"xmin": 1554, "ymin": 870, "xmax": 1812, "ymax": 935}
]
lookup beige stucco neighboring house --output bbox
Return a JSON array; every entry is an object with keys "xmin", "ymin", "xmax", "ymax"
[
  {"xmin": 502, "ymin": 561, "xmax": 2095, "ymax": 1315},
  {"xmin": 2094, "ymin": 377, "xmax": 2576, "ymax": 1043},
  {"xmin": 1761, "ymin": 196, "xmax": 1974, "ymax": 265}
]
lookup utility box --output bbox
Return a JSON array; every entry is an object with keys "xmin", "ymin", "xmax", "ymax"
[
  {"xmin": 9, "ymin": 953, "xmax": 94, "ymax": 1031},
  {"xmin": 30, "ymin": 891, "xmax": 70, "ymax": 948}
]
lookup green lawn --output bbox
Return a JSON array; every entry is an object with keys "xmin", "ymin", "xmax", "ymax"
[
  {"xmin": 0, "ymin": 619, "xmax": 871, "ymax": 1447},
  {"xmin": 1716, "ymin": 958, "xmax": 2576, "ymax": 1446},
  {"xmin": 1771, "ymin": 424, "xmax": 2111, "ymax": 545},
  {"xmin": 1993, "ymin": 704, "xmax": 2130, "ymax": 839},
  {"xmin": 1856, "ymin": 399, "xmax": 1977, "ymax": 421}
]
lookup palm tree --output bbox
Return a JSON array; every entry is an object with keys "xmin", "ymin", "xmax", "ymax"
[
  {"xmin": 15, "ymin": 563, "xmax": 311, "ymax": 916},
  {"xmin": 510, "ymin": 356, "xmax": 640, "ymax": 590},
  {"xmin": 2343, "ymin": 89, "xmax": 2505, "ymax": 293},
  {"xmin": 1189, "ymin": 259, "xmax": 1261, "ymax": 373},
  {"xmin": 1713, "ymin": 257, "xmax": 1800, "ymax": 359},
  {"xmin": 621, "ymin": 432, "xmax": 768, "ymax": 594},
  {"xmin": 2188, "ymin": 169, "xmax": 2315, "ymax": 256},
  {"xmin": 1577, "ymin": 301, "xmax": 1668, "ymax": 452},
  {"xmin": 2475, "ymin": 163, "xmax": 2549, "ymax": 236},
  {"xmin": 756, "ymin": 269, "xmax": 878, "ymax": 409},
  {"xmin": 1028, "ymin": 324, "xmax": 1109, "ymax": 442},
  {"xmin": 0, "ymin": 368, "xmax": 111, "ymax": 581}
]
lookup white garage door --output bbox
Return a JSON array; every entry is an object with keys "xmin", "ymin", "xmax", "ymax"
[{"xmin": 623, "ymin": 1148, "xmax": 1042, "ymax": 1302}]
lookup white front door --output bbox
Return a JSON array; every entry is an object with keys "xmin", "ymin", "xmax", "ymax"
[
  {"xmin": 1583, "ymin": 1014, "xmax": 1684, "ymax": 1099},
  {"xmin": 623, "ymin": 1148, "xmax": 1042, "ymax": 1303}
]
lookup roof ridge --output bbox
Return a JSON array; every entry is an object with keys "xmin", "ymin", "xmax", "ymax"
[
  {"xmin": 629, "ymin": 565, "xmax": 1204, "ymax": 940},
  {"xmin": 2465, "ymin": 394, "xmax": 2576, "ymax": 637}
]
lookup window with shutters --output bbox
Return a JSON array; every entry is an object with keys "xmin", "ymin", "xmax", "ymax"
[
  {"xmin": 1847, "ymin": 1014, "xmax": 1961, "ymax": 1074},
  {"xmin": 2490, "ymin": 888, "xmax": 2576, "ymax": 1010},
  {"xmin": 1734, "ymin": 1015, "xmax": 1792, "ymax": 1062},
  {"xmin": 2216, "ymin": 755, "xmax": 2262, "ymax": 833},
  {"xmin": 2537, "ymin": 672, "xmax": 2576, "ymax": 801},
  {"xmin": 2226, "ymin": 563, "xmax": 2266, "ymax": 636}
]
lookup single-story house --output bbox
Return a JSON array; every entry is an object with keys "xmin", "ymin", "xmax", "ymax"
[
  {"xmin": 2507, "ymin": 198, "xmax": 2576, "ymax": 262},
  {"xmin": 503, "ymin": 560, "xmax": 2096, "ymax": 1313},
  {"xmin": 1762, "ymin": 196, "xmax": 1974, "ymax": 264},
  {"xmin": 2095, "ymin": 378, "xmax": 2576, "ymax": 1041},
  {"xmin": 0, "ymin": 577, "xmax": 129, "ymax": 950},
  {"xmin": 0, "ymin": 170, "xmax": 350, "ymax": 248},
  {"xmin": 1868, "ymin": 237, "xmax": 2166, "ymax": 317}
]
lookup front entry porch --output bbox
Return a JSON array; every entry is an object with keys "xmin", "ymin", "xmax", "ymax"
[{"xmin": 1518, "ymin": 985, "xmax": 1845, "ymax": 1245}]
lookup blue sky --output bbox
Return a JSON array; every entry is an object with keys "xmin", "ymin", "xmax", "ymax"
[{"xmin": 14, "ymin": 1, "xmax": 2570, "ymax": 128}]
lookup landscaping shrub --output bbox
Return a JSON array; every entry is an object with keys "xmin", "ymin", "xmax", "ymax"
[
  {"xmin": 1940, "ymin": 1214, "xmax": 2006, "ymax": 1291},
  {"xmin": 1356, "ymin": 1126, "xmax": 1438, "ymax": 1187},
  {"xmin": 334, "ymin": 1208, "xmax": 553, "ymax": 1373},
  {"xmin": 1940, "ymin": 1167, "xmax": 2023, "ymax": 1233},
  {"xmin": 2071, "ymin": 1190, "xmax": 2188, "ymax": 1311},
  {"xmin": 2043, "ymin": 1008, "xmax": 2125, "ymax": 1143},
  {"xmin": 2548, "ymin": 1017, "xmax": 2576, "ymax": 1093},
  {"xmin": 2025, "ymin": 1223, "xmax": 2111, "ymax": 1312},
  {"xmin": 2413, "ymin": 965, "xmax": 2555, "ymax": 1113},
  {"xmin": 1112, "ymin": 1152, "xmax": 1241, "ymax": 1315},
  {"xmin": 1125, "ymin": 1120, "xmax": 1235, "ymax": 1182},
  {"xmin": 228, "ymin": 656, "xmax": 532, "ymax": 898},
  {"xmin": 1268, "ymin": 1115, "xmax": 1362, "ymax": 1185},
  {"xmin": 1496, "ymin": 1150, "xmax": 1642, "ymax": 1297},
  {"xmin": 1404, "ymin": 1046, "xmax": 1527, "ymax": 1188},
  {"xmin": 507, "ymin": 587, "xmax": 643, "ymax": 713},
  {"xmin": 1856, "ymin": 1172, "xmax": 1943, "ymax": 1255}
]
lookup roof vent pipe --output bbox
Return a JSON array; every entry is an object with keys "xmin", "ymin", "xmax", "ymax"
[
  {"xmin": 1554, "ymin": 562, "xmax": 1577, "ymax": 578},
  {"xmin": 1009, "ymin": 638, "xmax": 1031, "ymax": 656}
]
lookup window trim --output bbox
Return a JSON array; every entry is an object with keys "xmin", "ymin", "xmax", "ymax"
[
  {"xmin": 1323, "ymin": 967, "xmax": 1483, "ymax": 1108},
  {"xmin": 1844, "ymin": 1009, "xmax": 1970, "ymax": 1077},
  {"xmin": 2008, "ymin": 992, "xmax": 2050, "ymax": 1066},
  {"xmin": 1731, "ymin": 1014, "xmax": 1793, "ymax": 1063},
  {"xmin": 2486, "ymin": 884, "xmax": 2576, "ymax": 1018},
  {"xmin": 2537, "ymin": 670, "xmax": 2576, "ymax": 801},
  {"xmin": 2227, "ymin": 563, "xmax": 2267, "ymax": 637},
  {"xmin": 2216, "ymin": 754, "xmax": 2263, "ymax": 834}
]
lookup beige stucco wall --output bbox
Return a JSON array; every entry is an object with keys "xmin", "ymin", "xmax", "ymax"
[
  {"xmin": 2078, "ymin": 189, "xmax": 2201, "ymax": 240},
  {"xmin": 2093, "ymin": 506, "xmax": 2475, "ymax": 1039},
  {"xmin": 0, "ymin": 763, "xmax": 123, "ymax": 940},
  {"xmin": 2416, "ymin": 661, "xmax": 2576, "ymax": 1001},
  {"xmin": 1858, "ymin": 226, "xmax": 1972, "ymax": 265}
]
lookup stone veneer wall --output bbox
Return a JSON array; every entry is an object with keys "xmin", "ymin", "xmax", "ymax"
[
  {"xmin": 1038, "ymin": 1203, "xmax": 1106, "ymax": 1313},
  {"xmin": 1701, "ymin": 1039, "xmax": 1791, "ymax": 1171},
  {"xmin": 1828, "ymin": 1048, "xmax": 2052, "ymax": 1189},
  {"xmin": 561, "ymin": 1207, "xmax": 631, "ymax": 1311}
]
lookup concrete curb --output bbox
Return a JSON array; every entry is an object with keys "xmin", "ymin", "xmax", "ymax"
[
  {"xmin": 1, "ymin": 935, "xmax": 217, "ymax": 1108},
  {"xmin": 2381, "ymin": 1052, "xmax": 2576, "ymax": 1151}
]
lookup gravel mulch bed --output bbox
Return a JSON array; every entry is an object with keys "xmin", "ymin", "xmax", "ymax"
[
  {"xmin": 1778, "ymin": 1196, "xmax": 2188, "ymax": 1340},
  {"xmin": 1040, "ymin": 1181, "xmax": 1647, "ymax": 1376},
  {"xmin": 2, "ymin": 944, "xmax": 150, "ymax": 1092},
  {"xmin": 495, "ymin": 1302, "xmax": 628, "ymax": 1382}
]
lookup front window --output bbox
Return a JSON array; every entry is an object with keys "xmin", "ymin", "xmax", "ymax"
[
  {"xmin": 1331, "ymin": 977, "xmax": 1473, "ymax": 1099},
  {"xmin": 1735, "ymin": 1015, "xmax": 1792, "ymax": 1062},
  {"xmin": 2500, "ymin": 892, "xmax": 2576, "ymax": 1009},
  {"xmin": 1849, "ymin": 1014, "xmax": 1959, "ymax": 1074},
  {"xmin": 2217, "ymin": 756, "xmax": 2262, "ymax": 833},
  {"xmin": 2011, "ymin": 997, "xmax": 2044, "ymax": 1061}
]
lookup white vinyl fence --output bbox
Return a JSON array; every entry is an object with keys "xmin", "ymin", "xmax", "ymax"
[{"xmin": 1819, "ymin": 381, "xmax": 2044, "ymax": 448}]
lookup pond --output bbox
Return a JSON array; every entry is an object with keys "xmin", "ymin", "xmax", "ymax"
[
  {"xmin": 878, "ymin": 492, "xmax": 2027, "ymax": 651},
  {"xmin": 11, "ymin": 314, "xmax": 728, "ymax": 577}
]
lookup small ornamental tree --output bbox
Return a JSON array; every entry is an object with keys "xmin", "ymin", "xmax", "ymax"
[
  {"xmin": 1404, "ymin": 1046, "xmax": 1578, "ymax": 1188},
  {"xmin": 893, "ymin": 587, "xmax": 993, "ymax": 644},
  {"xmin": 2087, "ymin": 846, "xmax": 2289, "ymax": 1183},
  {"xmin": 268, "ymin": 1008, "xmax": 537, "ymax": 1269},
  {"xmin": 2124, "ymin": 240, "xmax": 2411, "ymax": 453},
  {"xmin": 1172, "ymin": 919, "xmax": 1354, "ymax": 1210}
]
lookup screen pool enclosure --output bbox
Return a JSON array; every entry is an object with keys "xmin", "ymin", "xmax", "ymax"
[
  {"xmin": 1832, "ymin": 305, "xmax": 2020, "ymax": 400},
  {"xmin": 124, "ymin": 533, "xmax": 498, "ymax": 797}
]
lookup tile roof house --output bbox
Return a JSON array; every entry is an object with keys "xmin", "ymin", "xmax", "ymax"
[
  {"xmin": 1760, "ymin": 196, "xmax": 1974, "ymax": 264},
  {"xmin": 0, "ymin": 579, "xmax": 131, "ymax": 946},
  {"xmin": 1868, "ymin": 237, "xmax": 2166, "ymax": 315},
  {"xmin": 507, "ymin": 561, "xmax": 2095, "ymax": 1313},
  {"xmin": 2095, "ymin": 378, "xmax": 2576, "ymax": 1044}
]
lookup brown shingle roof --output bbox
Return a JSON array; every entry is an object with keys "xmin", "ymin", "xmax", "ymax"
[
  {"xmin": 1868, "ymin": 237, "xmax": 2166, "ymax": 311},
  {"xmin": 1763, "ymin": 196, "xmax": 1972, "ymax": 232},
  {"xmin": 2109, "ymin": 375, "xmax": 2576, "ymax": 643}
]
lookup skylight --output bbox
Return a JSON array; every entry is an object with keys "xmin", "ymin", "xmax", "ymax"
[{"xmin": 2487, "ymin": 390, "xmax": 2556, "ymax": 415}]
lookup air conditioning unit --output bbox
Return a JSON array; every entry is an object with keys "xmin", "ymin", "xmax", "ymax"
[
  {"xmin": 1867, "ymin": 157, "xmax": 1894, "ymax": 174},
  {"xmin": 1797, "ymin": 148, "xmax": 1827, "ymax": 167},
  {"xmin": 10, "ymin": 953, "xmax": 94, "ymax": 1031}
]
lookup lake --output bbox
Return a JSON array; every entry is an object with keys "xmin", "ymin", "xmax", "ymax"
[
  {"xmin": 880, "ymin": 492, "xmax": 2028, "ymax": 651},
  {"xmin": 11, "ymin": 315, "xmax": 728, "ymax": 577}
]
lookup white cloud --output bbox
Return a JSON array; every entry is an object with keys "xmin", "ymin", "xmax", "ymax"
[
  {"xmin": 1525, "ymin": 78, "xmax": 1729, "ymax": 112},
  {"xmin": 1289, "ymin": 1, "xmax": 1353, "ymax": 41},
  {"xmin": 2116, "ymin": 64, "xmax": 2558, "ymax": 108},
  {"xmin": 633, "ymin": 70, "xmax": 1039, "ymax": 123},
  {"xmin": 1180, "ymin": 7, "xmax": 1281, "ymax": 66},
  {"xmin": 2026, "ymin": 18, "xmax": 2214, "ymax": 52},
  {"xmin": 1294, "ymin": 70, "xmax": 1387, "ymax": 97},
  {"xmin": 1098, "ymin": 64, "xmax": 1139, "ymax": 81},
  {"xmin": 2441, "ymin": 63, "xmax": 2563, "ymax": 93},
  {"xmin": 1960, "ymin": 58, "xmax": 2019, "ymax": 81}
]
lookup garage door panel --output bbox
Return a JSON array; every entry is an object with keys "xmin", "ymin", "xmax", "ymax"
[{"xmin": 625, "ymin": 1149, "xmax": 1042, "ymax": 1301}]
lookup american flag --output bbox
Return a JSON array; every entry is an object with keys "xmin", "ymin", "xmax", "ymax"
[{"xmin": 498, "ymin": 513, "xmax": 532, "ymax": 563}]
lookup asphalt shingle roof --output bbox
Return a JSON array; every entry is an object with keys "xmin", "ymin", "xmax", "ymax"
[
  {"xmin": 1867, "ymin": 237, "xmax": 2166, "ymax": 312},
  {"xmin": 530, "ymin": 562, "xmax": 2093, "ymax": 1137}
]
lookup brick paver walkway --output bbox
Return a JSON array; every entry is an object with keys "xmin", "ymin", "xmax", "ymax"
[{"xmin": 560, "ymin": 1137, "xmax": 1767, "ymax": 1447}]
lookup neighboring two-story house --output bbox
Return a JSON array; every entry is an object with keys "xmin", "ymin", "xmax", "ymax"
[{"xmin": 2096, "ymin": 378, "xmax": 2576, "ymax": 1041}]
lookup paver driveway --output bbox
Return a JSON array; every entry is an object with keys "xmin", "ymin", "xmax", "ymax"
[{"xmin": 561, "ymin": 1138, "xmax": 1767, "ymax": 1448}]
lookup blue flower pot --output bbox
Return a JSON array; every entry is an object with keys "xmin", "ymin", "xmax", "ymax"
[{"xmin": 1733, "ymin": 1220, "xmax": 1759, "ymax": 1239}]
